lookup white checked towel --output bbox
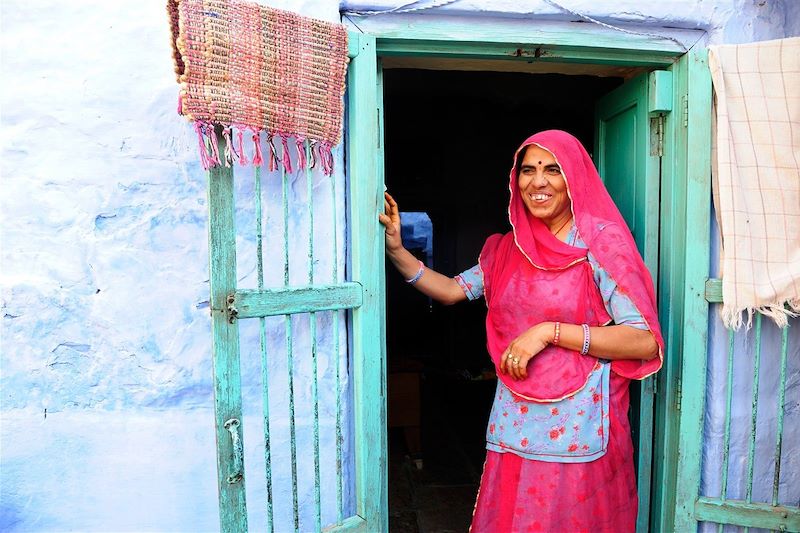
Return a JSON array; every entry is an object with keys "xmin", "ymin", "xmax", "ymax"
[{"xmin": 709, "ymin": 37, "xmax": 800, "ymax": 329}]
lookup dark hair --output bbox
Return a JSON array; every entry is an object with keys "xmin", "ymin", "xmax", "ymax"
[{"xmin": 515, "ymin": 145, "xmax": 529, "ymax": 175}]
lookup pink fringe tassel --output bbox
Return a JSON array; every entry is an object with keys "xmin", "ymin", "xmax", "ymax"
[
  {"xmin": 308, "ymin": 141, "xmax": 317, "ymax": 170},
  {"xmin": 221, "ymin": 127, "xmax": 234, "ymax": 167},
  {"xmin": 193, "ymin": 122, "xmax": 335, "ymax": 174},
  {"xmin": 281, "ymin": 135, "xmax": 293, "ymax": 174},
  {"xmin": 251, "ymin": 131, "xmax": 264, "ymax": 166},
  {"xmin": 195, "ymin": 122, "xmax": 211, "ymax": 170},
  {"xmin": 296, "ymin": 138, "xmax": 307, "ymax": 170},
  {"xmin": 206, "ymin": 124, "xmax": 222, "ymax": 167},
  {"xmin": 320, "ymin": 143, "xmax": 333, "ymax": 175},
  {"xmin": 266, "ymin": 133, "xmax": 278, "ymax": 172},
  {"xmin": 236, "ymin": 130, "xmax": 248, "ymax": 166}
]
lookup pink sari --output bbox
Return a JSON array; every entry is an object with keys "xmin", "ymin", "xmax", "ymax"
[{"xmin": 471, "ymin": 130, "xmax": 664, "ymax": 532}]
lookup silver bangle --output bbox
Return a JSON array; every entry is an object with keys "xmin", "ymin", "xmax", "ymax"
[
  {"xmin": 405, "ymin": 260, "xmax": 425, "ymax": 284},
  {"xmin": 580, "ymin": 323, "xmax": 591, "ymax": 355}
]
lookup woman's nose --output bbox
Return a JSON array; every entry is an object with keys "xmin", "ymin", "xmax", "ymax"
[{"xmin": 533, "ymin": 172, "xmax": 549, "ymax": 187}]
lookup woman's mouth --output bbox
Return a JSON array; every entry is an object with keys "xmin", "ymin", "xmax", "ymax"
[{"xmin": 529, "ymin": 193, "xmax": 552, "ymax": 203}]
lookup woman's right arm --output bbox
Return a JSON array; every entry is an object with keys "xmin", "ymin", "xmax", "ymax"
[{"xmin": 379, "ymin": 192, "xmax": 467, "ymax": 306}]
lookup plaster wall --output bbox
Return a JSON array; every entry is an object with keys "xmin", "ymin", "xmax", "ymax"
[
  {"xmin": 1, "ymin": 0, "xmax": 797, "ymax": 531},
  {"xmin": 1, "ymin": 0, "xmax": 349, "ymax": 530}
]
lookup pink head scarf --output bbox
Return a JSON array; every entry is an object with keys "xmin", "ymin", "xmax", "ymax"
[{"xmin": 479, "ymin": 130, "xmax": 664, "ymax": 401}]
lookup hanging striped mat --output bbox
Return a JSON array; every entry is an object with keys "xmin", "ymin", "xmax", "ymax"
[{"xmin": 167, "ymin": 0, "xmax": 349, "ymax": 174}]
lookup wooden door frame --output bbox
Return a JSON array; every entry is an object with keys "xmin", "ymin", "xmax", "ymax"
[
  {"xmin": 666, "ymin": 48, "xmax": 713, "ymax": 533},
  {"xmin": 345, "ymin": 14, "xmax": 712, "ymax": 533},
  {"xmin": 344, "ymin": 32, "xmax": 387, "ymax": 533}
]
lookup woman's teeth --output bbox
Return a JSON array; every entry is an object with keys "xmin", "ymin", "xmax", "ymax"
[{"xmin": 531, "ymin": 193, "xmax": 551, "ymax": 201}]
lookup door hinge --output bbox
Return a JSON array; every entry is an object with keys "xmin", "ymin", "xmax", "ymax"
[
  {"xmin": 650, "ymin": 115, "xmax": 665, "ymax": 157},
  {"xmin": 682, "ymin": 95, "xmax": 689, "ymax": 128},
  {"xmin": 675, "ymin": 375, "xmax": 683, "ymax": 411},
  {"xmin": 226, "ymin": 294, "xmax": 238, "ymax": 323}
]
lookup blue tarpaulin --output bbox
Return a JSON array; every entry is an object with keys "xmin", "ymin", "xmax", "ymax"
[{"xmin": 400, "ymin": 212, "xmax": 433, "ymax": 267}]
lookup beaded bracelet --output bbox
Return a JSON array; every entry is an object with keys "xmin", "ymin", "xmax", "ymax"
[
  {"xmin": 580, "ymin": 323, "xmax": 591, "ymax": 355},
  {"xmin": 405, "ymin": 260, "xmax": 425, "ymax": 285},
  {"xmin": 553, "ymin": 321, "xmax": 561, "ymax": 346}
]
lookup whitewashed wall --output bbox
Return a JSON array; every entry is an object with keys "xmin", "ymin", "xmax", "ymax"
[
  {"xmin": 1, "ymin": 0, "xmax": 797, "ymax": 531},
  {"xmin": 0, "ymin": 0, "xmax": 349, "ymax": 531}
]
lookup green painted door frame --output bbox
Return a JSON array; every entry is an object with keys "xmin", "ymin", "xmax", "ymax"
[
  {"xmin": 663, "ymin": 49, "xmax": 713, "ymax": 533},
  {"xmin": 344, "ymin": 32, "xmax": 388, "ymax": 533},
  {"xmin": 345, "ymin": 15, "xmax": 713, "ymax": 533}
]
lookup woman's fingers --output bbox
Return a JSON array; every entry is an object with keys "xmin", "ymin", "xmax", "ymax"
[
  {"xmin": 511, "ymin": 355, "xmax": 522, "ymax": 380},
  {"xmin": 512, "ymin": 350, "xmax": 521, "ymax": 380},
  {"xmin": 503, "ymin": 347, "xmax": 519, "ymax": 379},
  {"xmin": 518, "ymin": 355, "xmax": 529, "ymax": 379},
  {"xmin": 380, "ymin": 195, "xmax": 399, "ymax": 235},
  {"xmin": 502, "ymin": 345, "xmax": 531, "ymax": 380},
  {"xmin": 384, "ymin": 192, "xmax": 400, "ymax": 221},
  {"xmin": 506, "ymin": 350, "xmax": 514, "ymax": 376}
]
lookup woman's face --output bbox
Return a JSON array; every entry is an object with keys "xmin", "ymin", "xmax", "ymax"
[{"xmin": 517, "ymin": 145, "xmax": 572, "ymax": 229}]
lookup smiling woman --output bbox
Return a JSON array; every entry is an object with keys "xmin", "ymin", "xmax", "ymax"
[
  {"xmin": 516, "ymin": 145, "xmax": 572, "ymax": 237},
  {"xmin": 380, "ymin": 129, "xmax": 662, "ymax": 532}
]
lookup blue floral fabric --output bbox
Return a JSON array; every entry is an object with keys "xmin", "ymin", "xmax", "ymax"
[{"xmin": 486, "ymin": 362, "xmax": 610, "ymax": 463}]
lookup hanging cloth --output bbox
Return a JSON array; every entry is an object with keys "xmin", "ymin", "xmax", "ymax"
[
  {"xmin": 709, "ymin": 37, "xmax": 800, "ymax": 329},
  {"xmin": 167, "ymin": 0, "xmax": 349, "ymax": 174}
]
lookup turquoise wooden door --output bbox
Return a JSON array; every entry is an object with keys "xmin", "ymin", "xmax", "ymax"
[
  {"xmin": 594, "ymin": 70, "xmax": 669, "ymax": 533},
  {"xmin": 595, "ymin": 72, "xmax": 665, "ymax": 276},
  {"xmin": 206, "ymin": 32, "xmax": 386, "ymax": 533}
]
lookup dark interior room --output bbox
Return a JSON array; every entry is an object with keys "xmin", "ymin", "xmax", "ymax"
[{"xmin": 382, "ymin": 68, "xmax": 624, "ymax": 532}]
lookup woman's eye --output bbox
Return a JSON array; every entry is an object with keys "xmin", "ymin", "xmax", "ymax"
[{"xmin": 547, "ymin": 168, "xmax": 561, "ymax": 175}]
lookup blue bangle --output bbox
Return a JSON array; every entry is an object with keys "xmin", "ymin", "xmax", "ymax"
[
  {"xmin": 580, "ymin": 323, "xmax": 591, "ymax": 355},
  {"xmin": 406, "ymin": 260, "xmax": 425, "ymax": 284}
]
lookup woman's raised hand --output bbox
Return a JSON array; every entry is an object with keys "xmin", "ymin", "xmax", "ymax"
[
  {"xmin": 378, "ymin": 192, "xmax": 403, "ymax": 252},
  {"xmin": 378, "ymin": 191, "xmax": 468, "ymax": 305}
]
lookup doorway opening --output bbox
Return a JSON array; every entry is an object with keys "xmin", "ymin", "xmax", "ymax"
[{"xmin": 382, "ymin": 67, "xmax": 632, "ymax": 530}]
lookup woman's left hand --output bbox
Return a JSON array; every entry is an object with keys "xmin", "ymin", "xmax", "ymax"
[{"xmin": 499, "ymin": 322, "xmax": 554, "ymax": 380}]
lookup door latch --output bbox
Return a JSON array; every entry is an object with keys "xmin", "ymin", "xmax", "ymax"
[{"xmin": 224, "ymin": 418, "xmax": 244, "ymax": 484}]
